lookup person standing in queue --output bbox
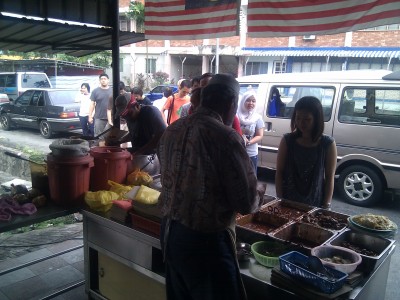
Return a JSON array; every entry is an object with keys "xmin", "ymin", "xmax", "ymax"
[
  {"xmin": 275, "ymin": 96, "xmax": 337, "ymax": 209},
  {"xmin": 88, "ymin": 73, "xmax": 112, "ymax": 143},
  {"xmin": 180, "ymin": 73, "xmax": 242, "ymax": 135},
  {"xmin": 107, "ymin": 98, "xmax": 166, "ymax": 155},
  {"xmin": 75, "ymin": 83, "xmax": 94, "ymax": 137},
  {"xmin": 107, "ymin": 81, "xmax": 131, "ymax": 127},
  {"xmin": 237, "ymin": 91, "xmax": 264, "ymax": 175},
  {"xmin": 131, "ymin": 87, "xmax": 153, "ymax": 106},
  {"xmin": 161, "ymin": 79, "xmax": 191, "ymax": 125},
  {"xmin": 158, "ymin": 74, "xmax": 266, "ymax": 300}
]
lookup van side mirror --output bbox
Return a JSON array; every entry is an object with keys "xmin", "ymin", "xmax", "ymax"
[{"xmin": 23, "ymin": 78, "xmax": 28, "ymax": 83}]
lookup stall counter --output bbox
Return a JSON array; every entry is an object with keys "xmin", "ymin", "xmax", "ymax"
[{"xmin": 82, "ymin": 209, "xmax": 395, "ymax": 300}]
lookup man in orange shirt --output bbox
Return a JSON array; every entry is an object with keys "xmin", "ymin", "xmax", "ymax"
[{"xmin": 161, "ymin": 79, "xmax": 191, "ymax": 125}]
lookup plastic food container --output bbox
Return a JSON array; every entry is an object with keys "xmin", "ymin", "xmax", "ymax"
[
  {"xmin": 252, "ymin": 241, "xmax": 291, "ymax": 268},
  {"xmin": 311, "ymin": 245, "xmax": 362, "ymax": 274},
  {"xmin": 279, "ymin": 251, "xmax": 348, "ymax": 294},
  {"xmin": 347, "ymin": 215, "xmax": 397, "ymax": 239}
]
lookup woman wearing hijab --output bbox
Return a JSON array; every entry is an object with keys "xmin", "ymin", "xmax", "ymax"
[{"xmin": 238, "ymin": 91, "xmax": 264, "ymax": 174}]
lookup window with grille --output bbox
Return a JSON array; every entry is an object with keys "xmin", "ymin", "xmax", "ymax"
[
  {"xmin": 146, "ymin": 58, "xmax": 157, "ymax": 74},
  {"xmin": 274, "ymin": 61, "xmax": 287, "ymax": 73},
  {"xmin": 245, "ymin": 62, "xmax": 268, "ymax": 75}
]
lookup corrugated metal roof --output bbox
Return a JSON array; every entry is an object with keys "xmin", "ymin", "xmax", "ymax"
[
  {"xmin": 0, "ymin": 14, "xmax": 145, "ymax": 57},
  {"xmin": 237, "ymin": 47, "xmax": 400, "ymax": 58}
]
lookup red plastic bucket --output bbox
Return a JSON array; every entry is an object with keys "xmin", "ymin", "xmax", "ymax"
[
  {"xmin": 89, "ymin": 146, "xmax": 131, "ymax": 191},
  {"xmin": 47, "ymin": 154, "xmax": 94, "ymax": 206}
]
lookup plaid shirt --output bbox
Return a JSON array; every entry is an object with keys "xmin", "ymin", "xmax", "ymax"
[{"xmin": 157, "ymin": 107, "xmax": 261, "ymax": 233}]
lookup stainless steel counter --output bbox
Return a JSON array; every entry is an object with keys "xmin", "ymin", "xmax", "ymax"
[{"xmin": 82, "ymin": 209, "xmax": 395, "ymax": 300}]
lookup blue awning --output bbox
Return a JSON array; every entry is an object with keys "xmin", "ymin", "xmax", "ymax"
[{"xmin": 237, "ymin": 47, "xmax": 400, "ymax": 58}]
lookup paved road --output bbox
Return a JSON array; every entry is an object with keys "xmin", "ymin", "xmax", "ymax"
[{"xmin": 0, "ymin": 127, "xmax": 81, "ymax": 154}]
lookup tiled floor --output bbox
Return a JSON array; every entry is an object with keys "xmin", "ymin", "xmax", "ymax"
[{"xmin": 0, "ymin": 224, "xmax": 87, "ymax": 300}]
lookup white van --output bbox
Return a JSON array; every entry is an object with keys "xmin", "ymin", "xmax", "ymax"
[
  {"xmin": 237, "ymin": 70, "xmax": 400, "ymax": 207},
  {"xmin": 0, "ymin": 72, "xmax": 52, "ymax": 100}
]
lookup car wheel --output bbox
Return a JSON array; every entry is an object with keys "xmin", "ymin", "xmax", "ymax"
[
  {"xmin": 0, "ymin": 113, "xmax": 12, "ymax": 130},
  {"xmin": 39, "ymin": 120, "xmax": 53, "ymax": 138},
  {"xmin": 338, "ymin": 165, "xmax": 383, "ymax": 207}
]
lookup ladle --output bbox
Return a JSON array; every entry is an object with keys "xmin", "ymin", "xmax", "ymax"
[
  {"xmin": 307, "ymin": 255, "xmax": 336, "ymax": 280},
  {"xmin": 4, "ymin": 151, "xmax": 43, "ymax": 165}
]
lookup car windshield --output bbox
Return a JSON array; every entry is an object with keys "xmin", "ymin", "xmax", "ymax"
[
  {"xmin": 21, "ymin": 74, "xmax": 51, "ymax": 88},
  {"xmin": 48, "ymin": 90, "xmax": 78, "ymax": 105}
]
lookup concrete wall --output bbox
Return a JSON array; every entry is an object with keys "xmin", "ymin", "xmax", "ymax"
[{"xmin": 0, "ymin": 145, "xmax": 31, "ymax": 181}]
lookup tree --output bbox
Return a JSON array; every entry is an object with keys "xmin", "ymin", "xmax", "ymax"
[
  {"xmin": 126, "ymin": 1, "xmax": 145, "ymax": 33},
  {"xmin": 153, "ymin": 71, "xmax": 169, "ymax": 85}
]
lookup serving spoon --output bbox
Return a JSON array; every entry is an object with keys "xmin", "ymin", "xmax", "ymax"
[{"xmin": 307, "ymin": 255, "xmax": 337, "ymax": 281}]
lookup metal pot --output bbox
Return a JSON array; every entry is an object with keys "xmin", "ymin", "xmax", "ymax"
[{"xmin": 128, "ymin": 154, "xmax": 160, "ymax": 176}]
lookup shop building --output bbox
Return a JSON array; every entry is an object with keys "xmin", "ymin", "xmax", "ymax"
[{"xmin": 117, "ymin": 0, "xmax": 400, "ymax": 85}]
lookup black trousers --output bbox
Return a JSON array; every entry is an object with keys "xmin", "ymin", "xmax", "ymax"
[{"xmin": 161, "ymin": 219, "xmax": 246, "ymax": 300}]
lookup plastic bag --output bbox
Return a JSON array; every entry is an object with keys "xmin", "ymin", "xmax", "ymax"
[
  {"xmin": 126, "ymin": 169, "xmax": 153, "ymax": 186},
  {"xmin": 107, "ymin": 180, "xmax": 133, "ymax": 198},
  {"xmin": 134, "ymin": 185, "xmax": 160, "ymax": 205},
  {"xmin": 84, "ymin": 190, "xmax": 120, "ymax": 212}
]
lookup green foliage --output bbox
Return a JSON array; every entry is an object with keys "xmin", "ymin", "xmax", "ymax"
[
  {"xmin": 126, "ymin": 1, "xmax": 145, "ymax": 32},
  {"xmin": 153, "ymin": 71, "xmax": 169, "ymax": 85},
  {"xmin": 1, "ymin": 50, "xmax": 111, "ymax": 68}
]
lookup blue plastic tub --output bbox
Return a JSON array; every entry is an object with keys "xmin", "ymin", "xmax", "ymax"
[{"xmin": 279, "ymin": 251, "xmax": 348, "ymax": 294}]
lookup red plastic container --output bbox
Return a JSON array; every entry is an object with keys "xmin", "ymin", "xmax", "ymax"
[
  {"xmin": 47, "ymin": 154, "xmax": 94, "ymax": 206},
  {"xmin": 89, "ymin": 146, "xmax": 131, "ymax": 191}
]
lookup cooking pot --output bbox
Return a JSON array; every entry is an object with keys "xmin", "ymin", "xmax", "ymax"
[{"xmin": 128, "ymin": 154, "xmax": 160, "ymax": 176}]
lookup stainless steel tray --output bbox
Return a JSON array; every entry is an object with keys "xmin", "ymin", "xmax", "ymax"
[
  {"xmin": 300, "ymin": 208, "xmax": 349, "ymax": 233},
  {"xmin": 269, "ymin": 221, "xmax": 336, "ymax": 254},
  {"xmin": 327, "ymin": 229, "xmax": 396, "ymax": 274},
  {"xmin": 260, "ymin": 199, "xmax": 316, "ymax": 222}
]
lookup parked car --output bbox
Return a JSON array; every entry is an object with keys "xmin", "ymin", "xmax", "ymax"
[
  {"xmin": 144, "ymin": 85, "xmax": 178, "ymax": 102},
  {"xmin": 237, "ymin": 70, "xmax": 400, "ymax": 207},
  {"xmin": 0, "ymin": 89, "xmax": 81, "ymax": 138}
]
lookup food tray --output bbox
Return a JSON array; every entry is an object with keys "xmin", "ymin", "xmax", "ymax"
[
  {"xmin": 260, "ymin": 199, "xmax": 315, "ymax": 222},
  {"xmin": 279, "ymin": 251, "xmax": 348, "ymax": 294},
  {"xmin": 327, "ymin": 229, "xmax": 395, "ymax": 274},
  {"xmin": 130, "ymin": 212, "xmax": 161, "ymax": 237},
  {"xmin": 270, "ymin": 222, "xmax": 336, "ymax": 253},
  {"xmin": 301, "ymin": 209, "xmax": 349, "ymax": 232},
  {"xmin": 237, "ymin": 211, "xmax": 290, "ymax": 232}
]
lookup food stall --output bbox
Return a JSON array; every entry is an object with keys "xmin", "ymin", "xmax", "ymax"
[
  {"xmin": 2, "ymin": 143, "xmax": 395, "ymax": 300},
  {"xmin": 81, "ymin": 196, "xmax": 396, "ymax": 300}
]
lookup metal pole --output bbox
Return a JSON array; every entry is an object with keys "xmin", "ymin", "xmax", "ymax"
[
  {"xmin": 181, "ymin": 57, "xmax": 186, "ymax": 78},
  {"xmin": 215, "ymin": 38, "xmax": 220, "ymax": 73}
]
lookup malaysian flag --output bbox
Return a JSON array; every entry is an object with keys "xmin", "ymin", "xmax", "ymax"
[
  {"xmin": 145, "ymin": 0, "xmax": 240, "ymax": 40},
  {"xmin": 247, "ymin": 0, "xmax": 400, "ymax": 37}
]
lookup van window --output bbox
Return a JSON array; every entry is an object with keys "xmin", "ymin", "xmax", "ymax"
[
  {"xmin": 267, "ymin": 85, "xmax": 335, "ymax": 121},
  {"xmin": 21, "ymin": 74, "xmax": 51, "ymax": 88},
  {"xmin": 6, "ymin": 75, "xmax": 16, "ymax": 87},
  {"xmin": 239, "ymin": 84, "xmax": 259, "ymax": 97},
  {"xmin": 339, "ymin": 87, "xmax": 400, "ymax": 126}
]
